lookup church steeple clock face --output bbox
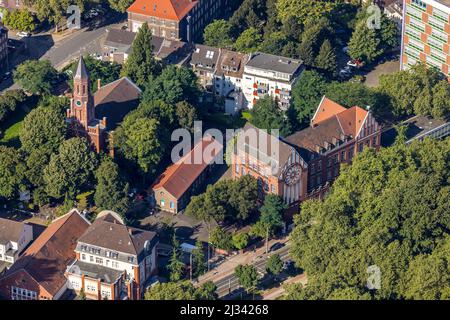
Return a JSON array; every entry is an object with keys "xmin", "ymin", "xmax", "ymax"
[
  {"xmin": 75, "ymin": 100, "xmax": 82, "ymax": 107},
  {"xmin": 283, "ymin": 163, "xmax": 302, "ymax": 186}
]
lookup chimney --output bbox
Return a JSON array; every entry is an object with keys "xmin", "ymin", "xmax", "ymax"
[
  {"xmin": 97, "ymin": 79, "xmax": 101, "ymax": 89},
  {"xmin": 331, "ymin": 137, "xmax": 337, "ymax": 145}
]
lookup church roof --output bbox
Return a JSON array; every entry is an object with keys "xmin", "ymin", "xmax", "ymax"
[{"xmin": 74, "ymin": 57, "xmax": 89, "ymax": 79}]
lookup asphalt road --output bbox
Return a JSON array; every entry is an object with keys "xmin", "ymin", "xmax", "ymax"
[{"xmin": 214, "ymin": 244, "xmax": 292, "ymax": 298}]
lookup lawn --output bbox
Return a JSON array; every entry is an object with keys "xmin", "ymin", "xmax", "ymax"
[{"xmin": 0, "ymin": 106, "xmax": 27, "ymax": 148}]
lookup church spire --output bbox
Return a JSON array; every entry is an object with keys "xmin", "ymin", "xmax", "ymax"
[{"xmin": 75, "ymin": 56, "xmax": 89, "ymax": 80}]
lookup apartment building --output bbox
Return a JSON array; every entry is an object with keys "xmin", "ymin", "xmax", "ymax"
[
  {"xmin": 0, "ymin": 218, "xmax": 33, "ymax": 274},
  {"xmin": 65, "ymin": 211, "xmax": 158, "ymax": 300},
  {"xmin": 127, "ymin": 0, "xmax": 224, "ymax": 42},
  {"xmin": 401, "ymin": 0, "xmax": 450, "ymax": 79},
  {"xmin": 242, "ymin": 52, "xmax": 304, "ymax": 110}
]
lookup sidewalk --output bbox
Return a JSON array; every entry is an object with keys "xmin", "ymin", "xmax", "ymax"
[
  {"xmin": 262, "ymin": 273, "xmax": 307, "ymax": 300},
  {"xmin": 197, "ymin": 236, "xmax": 290, "ymax": 286}
]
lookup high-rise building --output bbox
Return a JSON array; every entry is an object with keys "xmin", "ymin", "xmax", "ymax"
[{"xmin": 401, "ymin": 0, "xmax": 450, "ymax": 79}]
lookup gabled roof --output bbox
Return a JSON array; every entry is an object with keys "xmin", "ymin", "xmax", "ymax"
[
  {"xmin": 152, "ymin": 136, "xmax": 223, "ymax": 199},
  {"xmin": 245, "ymin": 52, "xmax": 303, "ymax": 75},
  {"xmin": 216, "ymin": 49, "xmax": 248, "ymax": 79},
  {"xmin": 0, "ymin": 218, "xmax": 27, "ymax": 245},
  {"xmin": 77, "ymin": 211, "xmax": 157, "ymax": 256},
  {"xmin": 311, "ymin": 96, "xmax": 348, "ymax": 126},
  {"xmin": 127, "ymin": 0, "xmax": 198, "ymax": 21},
  {"xmin": 2, "ymin": 210, "xmax": 90, "ymax": 297},
  {"xmin": 190, "ymin": 44, "xmax": 221, "ymax": 71}
]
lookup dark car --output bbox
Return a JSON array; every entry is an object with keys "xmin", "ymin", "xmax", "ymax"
[{"xmin": 269, "ymin": 242, "xmax": 285, "ymax": 253}]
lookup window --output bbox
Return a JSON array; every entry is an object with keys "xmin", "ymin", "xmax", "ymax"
[
  {"xmin": 206, "ymin": 50, "xmax": 215, "ymax": 59},
  {"xmin": 128, "ymin": 256, "xmax": 134, "ymax": 263},
  {"xmin": 372, "ymin": 136, "xmax": 377, "ymax": 146},
  {"xmin": 95, "ymin": 257, "xmax": 103, "ymax": 264},
  {"xmin": 358, "ymin": 143, "xmax": 364, "ymax": 152},
  {"xmin": 170, "ymin": 202, "xmax": 174, "ymax": 209},
  {"xmin": 90, "ymin": 255, "xmax": 94, "ymax": 262},
  {"xmin": 327, "ymin": 170, "xmax": 332, "ymax": 180},
  {"xmin": 81, "ymin": 254, "xmax": 86, "ymax": 261},
  {"xmin": 340, "ymin": 150, "xmax": 345, "ymax": 162},
  {"xmin": 160, "ymin": 199, "xmax": 165, "ymax": 207},
  {"xmin": 271, "ymin": 185, "xmax": 276, "ymax": 193},
  {"xmin": 317, "ymin": 160, "xmax": 322, "ymax": 172},
  {"xmin": 86, "ymin": 285, "xmax": 96, "ymax": 292},
  {"xmin": 11, "ymin": 287, "xmax": 37, "ymax": 300},
  {"xmin": 310, "ymin": 163, "xmax": 315, "ymax": 174},
  {"xmin": 316, "ymin": 175, "xmax": 322, "ymax": 186},
  {"xmin": 112, "ymin": 261, "xmax": 119, "ymax": 268},
  {"xmin": 235, "ymin": 164, "xmax": 239, "ymax": 174},
  {"xmin": 327, "ymin": 158, "xmax": 332, "ymax": 167},
  {"xmin": 334, "ymin": 154, "xmax": 338, "ymax": 164}
]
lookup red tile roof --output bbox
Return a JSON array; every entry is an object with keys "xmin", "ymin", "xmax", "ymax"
[
  {"xmin": 1, "ymin": 210, "xmax": 90, "ymax": 298},
  {"xmin": 127, "ymin": 0, "xmax": 198, "ymax": 21},
  {"xmin": 311, "ymin": 96, "xmax": 347, "ymax": 126},
  {"xmin": 152, "ymin": 136, "xmax": 223, "ymax": 199}
]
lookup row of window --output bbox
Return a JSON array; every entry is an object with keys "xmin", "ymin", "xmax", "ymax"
[{"xmin": 11, "ymin": 287, "xmax": 37, "ymax": 300}]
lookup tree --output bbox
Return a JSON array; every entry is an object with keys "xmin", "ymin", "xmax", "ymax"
[
  {"xmin": 94, "ymin": 159, "xmax": 130, "ymax": 217},
  {"xmin": 0, "ymin": 146, "xmax": 25, "ymax": 200},
  {"xmin": 78, "ymin": 288, "xmax": 86, "ymax": 300},
  {"xmin": 266, "ymin": 254, "xmax": 283, "ymax": 276},
  {"xmin": 203, "ymin": 19, "xmax": 233, "ymax": 48},
  {"xmin": 297, "ymin": 38, "xmax": 315, "ymax": 66},
  {"xmin": 13, "ymin": 60, "xmax": 59, "ymax": 95},
  {"xmin": 431, "ymin": 81, "xmax": 450, "ymax": 120},
  {"xmin": 315, "ymin": 40, "xmax": 337, "ymax": 77},
  {"xmin": 122, "ymin": 22, "xmax": 161, "ymax": 87},
  {"xmin": 251, "ymin": 194, "xmax": 286, "ymax": 254},
  {"xmin": 20, "ymin": 106, "xmax": 66, "ymax": 155},
  {"xmin": 276, "ymin": 0, "xmax": 339, "ymax": 24},
  {"xmin": 192, "ymin": 240, "xmax": 207, "ymax": 277},
  {"xmin": 108, "ymin": 0, "xmax": 134, "ymax": 13},
  {"xmin": 232, "ymin": 232, "xmax": 250, "ymax": 251},
  {"xmin": 209, "ymin": 226, "xmax": 233, "ymax": 251},
  {"xmin": 144, "ymin": 281, "xmax": 217, "ymax": 300},
  {"xmin": 115, "ymin": 117, "xmax": 164, "ymax": 175},
  {"xmin": 142, "ymin": 65, "xmax": 199, "ymax": 106},
  {"xmin": 289, "ymin": 70, "xmax": 328, "ymax": 129},
  {"xmin": 176, "ymin": 101, "xmax": 197, "ymax": 132},
  {"xmin": 379, "ymin": 15, "xmax": 399, "ymax": 50},
  {"xmin": 229, "ymin": 175, "xmax": 258, "ymax": 220},
  {"xmin": 259, "ymin": 32, "xmax": 288, "ymax": 56},
  {"xmin": 0, "ymin": 90, "xmax": 26, "ymax": 125},
  {"xmin": 250, "ymin": 96, "xmax": 292, "ymax": 137},
  {"xmin": 287, "ymin": 138, "xmax": 450, "ymax": 300},
  {"xmin": 168, "ymin": 234, "xmax": 184, "ymax": 282},
  {"xmin": 348, "ymin": 21, "xmax": 382, "ymax": 64},
  {"xmin": 3, "ymin": 9, "xmax": 36, "ymax": 32},
  {"xmin": 234, "ymin": 27, "xmax": 262, "ymax": 53},
  {"xmin": 235, "ymin": 264, "xmax": 259, "ymax": 295},
  {"xmin": 43, "ymin": 137, "xmax": 98, "ymax": 199}
]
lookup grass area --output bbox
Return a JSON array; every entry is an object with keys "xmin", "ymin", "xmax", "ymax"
[
  {"xmin": 241, "ymin": 111, "xmax": 252, "ymax": 121},
  {"xmin": 204, "ymin": 112, "xmax": 248, "ymax": 131},
  {"xmin": 0, "ymin": 106, "xmax": 28, "ymax": 148}
]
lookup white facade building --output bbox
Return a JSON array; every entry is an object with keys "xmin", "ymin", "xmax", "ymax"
[
  {"xmin": 0, "ymin": 218, "xmax": 33, "ymax": 274},
  {"xmin": 242, "ymin": 52, "xmax": 304, "ymax": 110}
]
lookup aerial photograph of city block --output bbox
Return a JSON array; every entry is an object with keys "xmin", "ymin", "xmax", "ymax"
[{"xmin": 0, "ymin": 0, "xmax": 448, "ymax": 310}]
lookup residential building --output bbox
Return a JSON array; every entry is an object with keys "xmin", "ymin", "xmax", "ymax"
[
  {"xmin": 152, "ymin": 136, "xmax": 223, "ymax": 214},
  {"xmin": 242, "ymin": 52, "xmax": 304, "ymax": 110},
  {"xmin": 0, "ymin": 210, "xmax": 90, "ymax": 300},
  {"xmin": 65, "ymin": 211, "xmax": 158, "ymax": 300},
  {"xmin": 66, "ymin": 57, "xmax": 141, "ymax": 154},
  {"xmin": 102, "ymin": 29, "xmax": 190, "ymax": 65},
  {"xmin": 190, "ymin": 44, "xmax": 221, "ymax": 91},
  {"xmin": 385, "ymin": 0, "xmax": 404, "ymax": 29},
  {"xmin": 0, "ymin": 218, "xmax": 33, "ymax": 274},
  {"xmin": 214, "ymin": 49, "xmax": 249, "ymax": 115},
  {"xmin": 284, "ymin": 96, "xmax": 382, "ymax": 196},
  {"xmin": 0, "ymin": 0, "xmax": 25, "ymax": 10},
  {"xmin": 127, "ymin": 0, "xmax": 224, "ymax": 42},
  {"xmin": 401, "ymin": 0, "xmax": 450, "ymax": 80},
  {"xmin": 231, "ymin": 123, "xmax": 309, "ymax": 205}
]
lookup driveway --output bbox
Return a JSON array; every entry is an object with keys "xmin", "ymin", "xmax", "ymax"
[{"xmin": 364, "ymin": 59, "xmax": 400, "ymax": 87}]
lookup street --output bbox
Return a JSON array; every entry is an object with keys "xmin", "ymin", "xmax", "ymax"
[{"xmin": 211, "ymin": 242, "xmax": 292, "ymax": 298}]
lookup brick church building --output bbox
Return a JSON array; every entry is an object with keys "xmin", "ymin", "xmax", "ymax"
[{"xmin": 66, "ymin": 57, "xmax": 141, "ymax": 154}]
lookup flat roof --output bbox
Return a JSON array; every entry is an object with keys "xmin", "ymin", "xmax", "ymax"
[{"xmin": 245, "ymin": 52, "xmax": 303, "ymax": 75}]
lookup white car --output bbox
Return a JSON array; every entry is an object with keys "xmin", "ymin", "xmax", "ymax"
[
  {"xmin": 347, "ymin": 60, "xmax": 358, "ymax": 68},
  {"xmin": 17, "ymin": 31, "xmax": 31, "ymax": 38}
]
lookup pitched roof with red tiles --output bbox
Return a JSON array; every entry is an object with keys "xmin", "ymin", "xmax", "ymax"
[
  {"xmin": 152, "ymin": 136, "xmax": 223, "ymax": 199},
  {"xmin": 285, "ymin": 97, "xmax": 369, "ymax": 156},
  {"xmin": 127, "ymin": 0, "xmax": 198, "ymax": 21},
  {"xmin": 1, "ymin": 210, "xmax": 90, "ymax": 298}
]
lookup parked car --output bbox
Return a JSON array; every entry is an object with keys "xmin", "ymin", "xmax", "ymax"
[
  {"xmin": 347, "ymin": 59, "xmax": 364, "ymax": 68},
  {"xmin": 17, "ymin": 31, "xmax": 31, "ymax": 38},
  {"xmin": 269, "ymin": 242, "xmax": 285, "ymax": 253},
  {"xmin": 121, "ymin": 25, "xmax": 128, "ymax": 30}
]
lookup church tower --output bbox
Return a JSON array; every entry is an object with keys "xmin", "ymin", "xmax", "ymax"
[{"xmin": 69, "ymin": 57, "xmax": 94, "ymax": 129}]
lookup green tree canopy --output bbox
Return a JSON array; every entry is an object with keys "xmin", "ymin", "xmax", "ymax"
[
  {"xmin": 210, "ymin": 226, "xmax": 233, "ymax": 251},
  {"xmin": 144, "ymin": 281, "xmax": 217, "ymax": 300},
  {"xmin": 235, "ymin": 264, "xmax": 259, "ymax": 294},
  {"xmin": 0, "ymin": 146, "xmax": 25, "ymax": 200},
  {"xmin": 287, "ymin": 137, "xmax": 450, "ymax": 300},
  {"xmin": 122, "ymin": 22, "xmax": 161, "ymax": 87},
  {"xmin": 266, "ymin": 253, "xmax": 284, "ymax": 276},
  {"xmin": 94, "ymin": 158, "xmax": 130, "ymax": 217},
  {"xmin": 250, "ymin": 96, "xmax": 292, "ymax": 137},
  {"xmin": 108, "ymin": 0, "xmax": 134, "ymax": 13},
  {"xmin": 234, "ymin": 27, "xmax": 262, "ymax": 53},
  {"xmin": 203, "ymin": 19, "xmax": 233, "ymax": 48},
  {"xmin": 14, "ymin": 60, "xmax": 59, "ymax": 95},
  {"xmin": 43, "ymin": 137, "xmax": 98, "ymax": 199}
]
